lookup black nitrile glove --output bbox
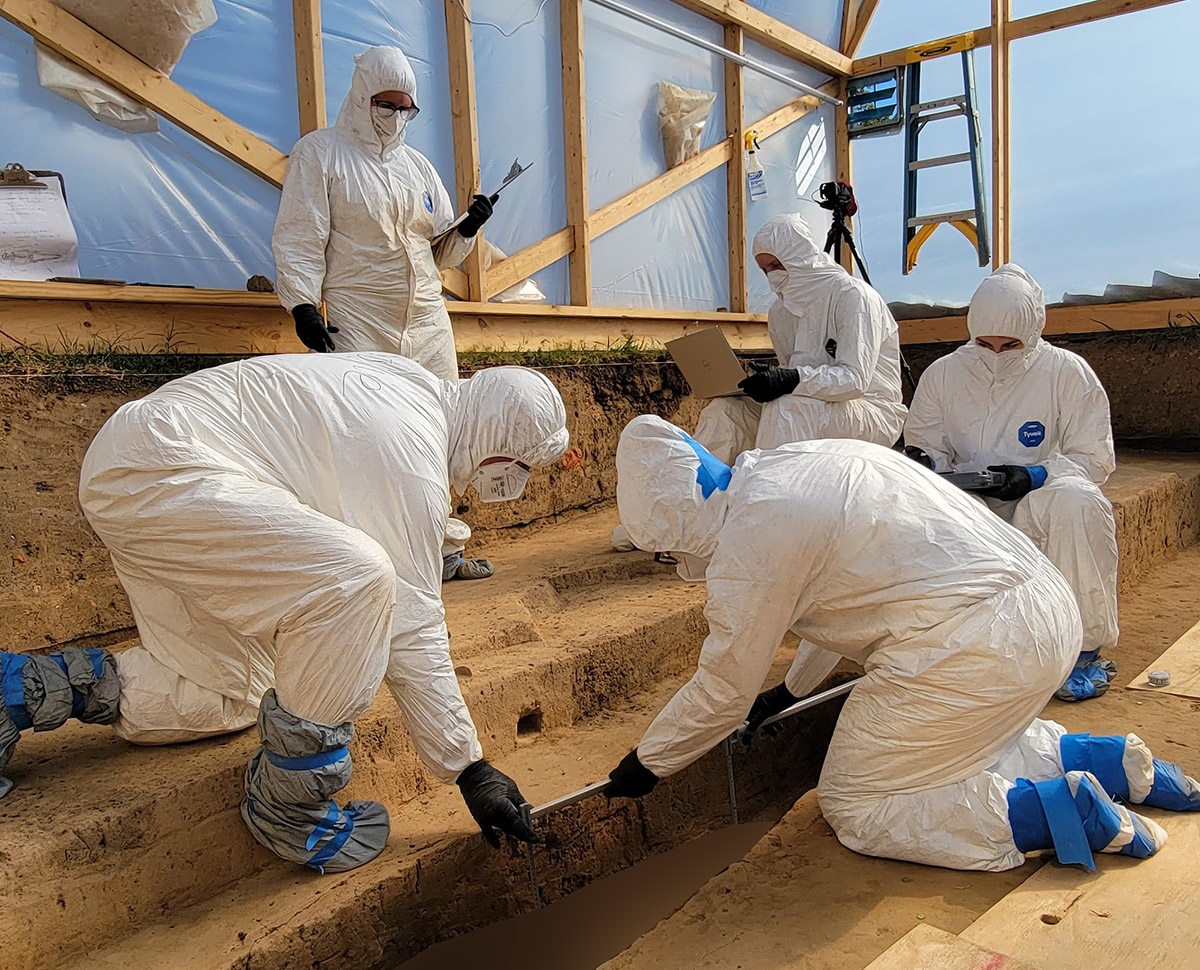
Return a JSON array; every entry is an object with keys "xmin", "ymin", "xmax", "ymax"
[
  {"xmin": 903, "ymin": 445, "xmax": 935, "ymax": 470},
  {"xmin": 456, "ymin": 193, "xmax": 495, "ymax": 238},
  {"xmin": 979, "ymin": 464, "xmax": 1033, "ymax": 501},
  {"xmin": 292, "ymin": 303, "xmax": 338, "ymax": 352},
  {"xmin": 741, "ymin": 682, "xmax": 799, "ymax": 744},
  {"xmin": 604, "ymin": 749, "xmax": 659, "ymax": 799},
  {"xmin": 457, "ymin": 759, "xmax": 540, "ymax": 848},
  {"xmin": 737, "ymin": 361, "xmax": 800, "ymax": 404}
]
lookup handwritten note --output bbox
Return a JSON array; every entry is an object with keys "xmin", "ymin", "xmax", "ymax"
[{"xmin": 0, "ymin": 178, "xmax": 81, "ymax": 280}]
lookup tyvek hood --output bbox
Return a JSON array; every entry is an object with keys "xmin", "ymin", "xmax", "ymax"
[
  {"xmin": 334, "ymin": 46, "xmax": 418, "ymax": 157},
  {"xmin": 446, "ymin": 367, "xmax": 569, "ymax": 494},
  {"xmin": 752, "ymin": 212, "xmax": 847, "ymax": 319},
  {"xmin": 616, "ymin": 415, "xmax": 731, "ymax": 561},
  {"xmin": 967, "ymin": 263, "xmax": 1046, "ymax": 347}
]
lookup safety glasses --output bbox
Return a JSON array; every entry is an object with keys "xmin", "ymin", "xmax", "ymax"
[{"xmin": 371, "ymin": 97, "xmax": 420, "ymax": 121}]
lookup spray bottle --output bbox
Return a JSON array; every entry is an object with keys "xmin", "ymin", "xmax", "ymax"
[{"xmin": 745, "ymin": 129, "xmax": 768, "ymax": 200}]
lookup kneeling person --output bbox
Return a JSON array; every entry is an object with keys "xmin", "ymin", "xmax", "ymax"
[
  {"xmin": 602, "ymin": 417, "xmax": 1198, "ymax": 872},
  {"xmin": 1, "ymin": 355, "xmax": 569, "ymax": 873},
  {"xmin": 905, "ymin": 264, "xmax": 1119, "ymax": 702}
]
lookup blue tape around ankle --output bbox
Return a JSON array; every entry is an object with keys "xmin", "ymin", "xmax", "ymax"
[
  {"xmin": 1038, "ymin": 777, "xmax": 1095, "ymax": 869},
  {"xmin": 306, "ymin": 801, "xmax": 359, "ymax": 873},
  {"xmin": 1060, "ymin": 733, "xmax": 1130, "ymax": 802},
  {"xmin": 265, "ymin": 745, "xmax": 349, "ymax": 771},
  {"xmin": 1, "ymin": 653, "xmax": 31, "ymax": 731}
]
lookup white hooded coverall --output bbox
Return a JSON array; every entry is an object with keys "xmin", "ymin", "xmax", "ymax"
[
  {"xmin": 616, "ymin": 416, "xmax": 1085, "ymax": 870},
  {"xmin": 693, "ymin": 213, "xmax": 906, "ymax": 464},
  {"xmin": 272, "ymin": 47, "xmax": 474, "ymax": 380},
  {"xmin": 904, "ymin": 264, "xmax": 1119, "ymax": 656},
  {"xmin": 79, "ymin": 355, "xmax": 568, "ymax": 786}
]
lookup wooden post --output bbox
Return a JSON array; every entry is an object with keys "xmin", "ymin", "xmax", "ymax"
[
  {"xmin": 991, "ymin": 0, "xmax": 1011, "ymax": 267},
  {"xmin": 444, "ymin": 0, "xmax": 487, "ymax": 301},
  {"xmin": 561, "ymin": 0, "xmax": 592, "ymax": 306},
  {"xmin": 846, "ymin": 0, "xmax": 882, "ymax": 57},
  {"xmin": 834, "ymin": 78, "xmax": 854, "ymax": 274},
  {"xmin": 292, "ymin": 0, "xmax": 325, "ymax": 135},
  {"xmin": 724, "ymin": 24, "xmax": 747, "ymax": 313}
]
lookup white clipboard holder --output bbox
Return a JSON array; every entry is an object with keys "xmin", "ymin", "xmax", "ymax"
[{"xmin": 432, "ymin": 158, "xmax": 532, "ymax": 245}]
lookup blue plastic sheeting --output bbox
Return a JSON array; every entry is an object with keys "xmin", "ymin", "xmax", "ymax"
[{"xmin": 0, "ymin": 0, "xmax": 844, "ymax": 309}]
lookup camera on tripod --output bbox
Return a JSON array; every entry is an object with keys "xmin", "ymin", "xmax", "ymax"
[{"xmin": 817, "ymin": 180, "xmax": 857, "ymax": 219}]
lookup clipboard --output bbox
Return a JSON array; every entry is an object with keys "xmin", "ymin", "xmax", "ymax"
[{"xmin": 432, "ymin": 158, "xmax": 532, "ymax": 244}]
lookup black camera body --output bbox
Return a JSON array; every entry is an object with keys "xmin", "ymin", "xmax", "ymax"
[{"xmin": 818, "ymin": 180, "xmax": 857, "ymax": 219}]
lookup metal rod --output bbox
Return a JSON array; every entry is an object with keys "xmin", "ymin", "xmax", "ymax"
[
  {"xmin": 723, "ymin": 737, "xmax": 739, "ymax": 825},
  {"xmin": 530, "ymin": 778, "xmax": 610, "ymax": 820},
  {"xmin": 585, "ymin": 0, "xmax": 842, "ymax": 106},
  {"xmin": 759, "ymin": 677, "xmax": 861, "ymax": 729}
]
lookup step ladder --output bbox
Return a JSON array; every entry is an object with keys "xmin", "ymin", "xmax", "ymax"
[{"xmin": 902, "ymin": 50, "xmax": 989, "ymax": 274}]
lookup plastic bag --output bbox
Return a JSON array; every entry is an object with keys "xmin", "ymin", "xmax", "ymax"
[
  {"xmin": 483, "ymin": 240, "xmax": 547, "ymax": 304},
  {"xmin": 34, "ymin": 0, "xmax": 217, "ymax": 133},
  {"xmin": 657, "ymin": 81, "xmax": 716, "ymax": 169}
]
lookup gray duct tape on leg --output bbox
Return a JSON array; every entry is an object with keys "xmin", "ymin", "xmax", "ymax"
[
  {"xmin": 241, "ymin": 689, "xmax": 389, "ymax": 874},
  {"xmin": 0, "ymin": 705, "xmax": 17, "ymax": 798}
]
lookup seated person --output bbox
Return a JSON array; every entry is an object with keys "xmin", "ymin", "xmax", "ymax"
[{"xmin": 905, "ymin": 263, "xmax": 1118, "ymax": 702}]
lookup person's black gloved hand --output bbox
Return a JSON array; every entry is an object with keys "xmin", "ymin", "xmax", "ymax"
[
  {"xmin": 903, "ymin": 445, "xmax": 935, "ymax": 470},
  {"xmin": 292, "ymin": 303, "xmax": 338, "ymax": 352},
  {"xmin": 456, "ymin": 193, "xmax": 495, "ymax": 238},
  {"xmin": 456, "ymin": 759, "xmax": 540, "ymax": 848},
  {"xmin": 737, "ymin": 361, "xmax": 801, "ymax": 404},
  {"xmin": 979, "ymin": 464, "xmax": 1033, "ymax": 501},
  {"xmin": 741, "ymin": 682, "xmax": 799, "ymax": 744},
  {"xmin": 604, "ymin": 749, "xmax": 659, "ymax": 799}
]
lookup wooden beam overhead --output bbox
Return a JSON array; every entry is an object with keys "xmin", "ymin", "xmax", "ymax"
[
  {"xmin": 561, "ymin": 0, "xmax": 593, "ymax": 306},
  {"xmin": 724, "ymin": 23, "xmax": 747, "ymax": 313},
  {"xmin": 991, "ymin": 0, "xmax": 1011, "ymax": 268},
  {"xmin": 0, "ymin": 0, "xmax": 289, "ymax": 187},
  {"xmin": 443, "ymin": 0, "xmax": 487, "ymax": 302},
  {"xmin": 669, "ymin": 0, "xmax": 852, "ymax": 75},
  {"xmin": 840, "ymin": 0, "xmax": 860, "ymax": 55},
  {"xmin": 846, "ymin": 0, "xmax": 882, "ymax": 57},
  {"xmin": 853, "ymin": 0, "xmax": 1184, "ymax": 74},
  {"xmin": 292, "ymin": 0, "xmax": 326, "ymax": 135}
]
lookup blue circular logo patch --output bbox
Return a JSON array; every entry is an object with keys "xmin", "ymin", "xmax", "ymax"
[
  {"xmin": 422, "ymin": 191, "xmax": 433, "ymax": 213},
  {"xmin": 1018, "ymin": 421, "xmax": 1045, "ymax": 447}
]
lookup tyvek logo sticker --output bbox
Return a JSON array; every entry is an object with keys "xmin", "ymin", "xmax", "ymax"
[
  {"xmin": 1018, "ymin": 421, "xmax": 1045, "ymax": 447},
  {"xmin": 422, "ymin": 191, "xmax": 433, "ymax": 213}
]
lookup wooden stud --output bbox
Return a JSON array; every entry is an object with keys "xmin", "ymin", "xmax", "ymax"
[
  {"xmin": 292, "ymin": 0, "xmax": 326, "ymax": 135},
  {"xmin": 834, "ymin": 78, "xmax": 854, "ymax": 274},
  {"xmin": 724, "ymin": 24, "xmax": 747, "ymax": 313},
  {"xmin": 846, "ymin": 0, "xmax": 883, "ymax": 57},
  {"xmin": 444, "ymin": 0, "xmax": 487, "ymax": 302},
  {"xmin": 840, "ymin": 0, "xmax": 860, "ymax": 54},
  {"xmin": 561, "ymin": 0, "xmax": 592, "ymax": 306},
  {"xmin": 0, "ymin": 0, "xmax": 288, "ymax": 187},
  {"xmin": 669, "ymin": 0, "xmax": 852, "ymax": 75},
  {"xmin": 991, "ymin": 0, "xmax": 1011, "ymax": 268}
]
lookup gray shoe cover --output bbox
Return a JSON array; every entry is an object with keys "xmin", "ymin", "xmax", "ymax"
[
  {"xmin": 241, "ymin": 690, "xmax": 389, "ymax": 874},
  {"xmin": 1, "ymin": 647, "xmax": 120, "ymax": 799}
]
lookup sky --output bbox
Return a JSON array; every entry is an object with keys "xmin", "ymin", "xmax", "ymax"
[{"xmin": 844, "ymin": 0, "xmax": 1200, "ymax": 305}]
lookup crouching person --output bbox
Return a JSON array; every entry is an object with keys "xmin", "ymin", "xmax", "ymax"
[{"xmin": 1, "ymin": 354, "xmax": 568, "ymax": 874}]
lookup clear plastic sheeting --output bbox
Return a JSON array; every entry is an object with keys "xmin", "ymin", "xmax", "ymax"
[{"xmin": 35, "ymin": 0, "xmax": 217, "ymax": 134}]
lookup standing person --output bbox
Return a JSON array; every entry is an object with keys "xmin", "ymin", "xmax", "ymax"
[
  {"xmin": 695, "ymin": 212, "xmax": 906, "ymax": 463},
  {"xmin": 272, "ymin": 45, "xmax": 500, "ymax": 581},
  {"xmin": 1, "ymin": 355, "xmax": 568, "ymax": 875},
  {"xmin": 602, "ymin": 416, "xmax": 1199, "ymax": 872},
  {"xmin": 904, "ymin": 264, "xmax": 1119, "ymax": 702}
]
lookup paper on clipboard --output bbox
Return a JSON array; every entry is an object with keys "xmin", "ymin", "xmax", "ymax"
[
  {"xmin": 0, "ymin": 175, "xmax": 80, "ymax": 280},
  {"xmin": 433, "ymin": 158, "xmax": 532, "ymax": 243}
]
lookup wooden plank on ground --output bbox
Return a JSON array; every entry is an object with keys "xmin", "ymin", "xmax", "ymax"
[
  {"xmin": 1128, "ymin": 617, "xmax": 1200, "ymax": 697},
  {"xmin": 960, "ymin": 813, "xmax": 1200, "ymax": 970},
  {"xmin": 863, "ymin": 924, "xmax": 1041, "ymax": 970}
]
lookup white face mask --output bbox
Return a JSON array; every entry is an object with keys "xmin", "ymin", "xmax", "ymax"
[
  {"xmin": 470, "ymin": 460, "xmax": 532, "ymax": 503},
  {"xmin": 766, "ymin": 269, "xmax": 789, "ymax": 295},
  {"xmin": 370, "ymin": 105, "xmax": 406, "ymax": 147},
  {"xmin": 970, "ymin": 341, "xmax": 1030, "ymax": 381}
]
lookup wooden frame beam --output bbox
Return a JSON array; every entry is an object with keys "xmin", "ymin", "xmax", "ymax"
[
  {"xmin": 561, "ymin": 0, "xmax": 592, "ymax": 306},
  {"xmin": 443, "ymin": 0, "xmax": 487, "ymax": 301},
  {"xmin": 843, "ymin": 0, "xmax": 882, "ymax": 58},
  {"xmin": 669, "ymin": 0, "xmax": 851, "ymax": 75},
  {"xmin": 292, "ymin": 0, "xmax": 325, "ymax": 135},
  {"xmin": 833, "ymin": 77, "xmax": 854, "ymax": 274},
  {"xmin": 853, "ymin": 0, "xmax": 1185, "ymax": 74},
  {"xmin": 724, "ymin": 24, "xmax": 747, "ymax": 313},
  {"xmin": 0, "ymin": 0, "xmax": 289, "ymax": 187},
  {"xmin": 991, "ymin": 0, "xmax": 1011, "ymax": 267}
]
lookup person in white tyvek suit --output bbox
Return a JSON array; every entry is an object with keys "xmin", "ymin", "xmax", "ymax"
[
  {"xmin": 273, "ymin": 45, "xmax": 501, "ymax": 582},
  {"xmin": 694, "ymin": 213, "xmax": 906, "ymax": 463},
  {"xmin": 0, "ymin": 355, "xmax": 568, "ymax": 873},
  {"xmin": 904, "ymin": 264, "xmax": 1120, "ymax": 703},
  {"xmin": 602, "ymin": 416, "xmax": 1200, "ymax": 871}
]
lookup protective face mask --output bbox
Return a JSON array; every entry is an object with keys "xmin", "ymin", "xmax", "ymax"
[
  {"xmin": 370, "ymin": 105, "xmax": 406, "ymax": 147},
  {"xmin": 971, "ymin": 342, "xmax": 1029, "ymax": 381},
  {"xmin": 470, "ymin": 461, "xmax": 532, "ymax": 503},
  {"xmin": 766, "ymin": 270, "xmax": 789, "ymax": 295}
]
